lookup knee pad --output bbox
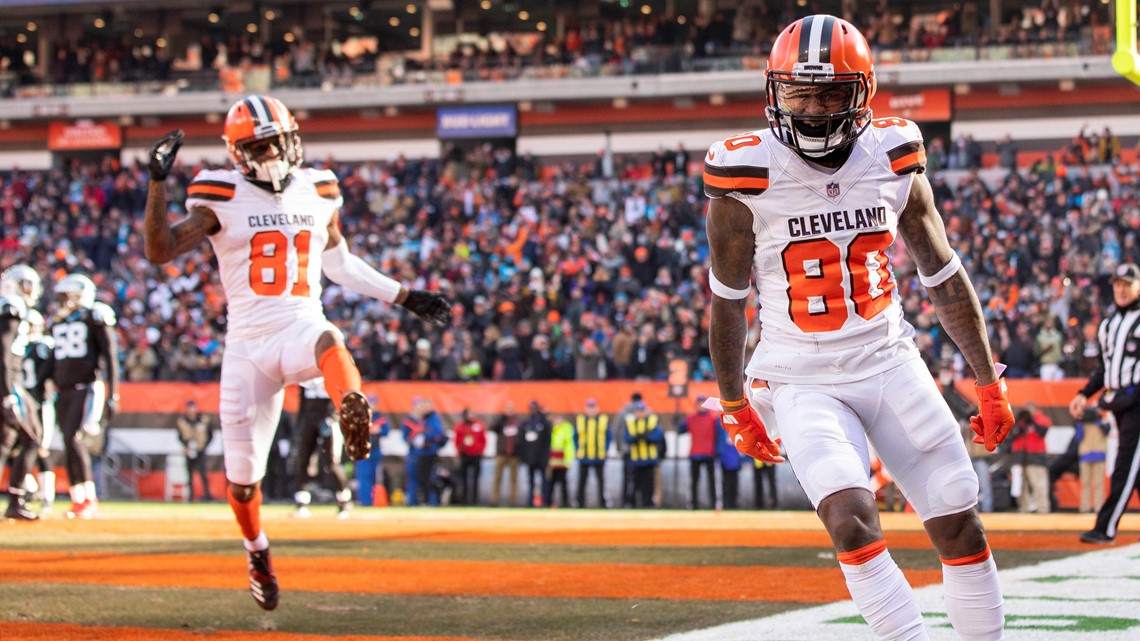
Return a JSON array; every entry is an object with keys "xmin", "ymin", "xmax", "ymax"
[{"xmin": 926, "ymin": 460, "xmax": 979, "ymax": 517}]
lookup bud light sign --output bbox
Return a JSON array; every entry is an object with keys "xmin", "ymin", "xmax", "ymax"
[{"xmin": 436, "ymin": 105, "xmax": 518, "ymax": 139}]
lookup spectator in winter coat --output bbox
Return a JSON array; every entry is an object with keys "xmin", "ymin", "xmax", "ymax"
[
  {"xmin": 402, "ymin": 397, "xmax": 449, "ymax": 506},
  {"xmin": 453, "ymin": 407, "xmax": 488, "ymax": 505},
  {"xmin": 520, "ymin": 400, "xmax": 552, "ymax": 506},
  {"xmin": 679, "ymin": 394, "xmax": 719, "ymax": 509}
]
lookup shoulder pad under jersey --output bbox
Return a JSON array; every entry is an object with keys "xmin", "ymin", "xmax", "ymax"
[
  {"xmin": 703, "ymin": 131, "xmax": 770, "ymax": 199},
  {"xmin": 32, "ymin": 340, "xmax": 53, "ymax": 359},
  {"xmin": 871, "ymin": 117, "xmax": 927, "ymax": 176},
  {"xmin": 90, "ymin": 302, "xmax": 117, "ymax": 327},
  {"xmin": 305, "ymin": 168, "xmax": 342, "ymax": 201},
  {"xmin": 0, "ymin": 294, "xmax": 26, "ymax": 321},
  {"xmin": 187, "ymin": 168, "xmax": 238, "ymax": 202}
]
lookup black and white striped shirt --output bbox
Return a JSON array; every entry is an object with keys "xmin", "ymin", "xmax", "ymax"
[{"xmin": 1082, "ymin": 303, "xmax": 1140, "ymax": 395}]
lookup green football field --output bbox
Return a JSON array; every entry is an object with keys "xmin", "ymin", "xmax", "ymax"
[{"xmin": 1, "ymin": 503, "xmax": 1137, "ymax": 641}]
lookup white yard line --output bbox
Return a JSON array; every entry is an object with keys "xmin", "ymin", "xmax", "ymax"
[{"xmin": 656, "ymin": 542, "xmax": 1140, "ymax": 641}]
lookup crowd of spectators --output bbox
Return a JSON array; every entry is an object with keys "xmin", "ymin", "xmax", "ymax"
[
  {"xmin": 0, "ymin": 0, "xmax": 1113, "ymax": 95},
  {"xmin": 2, "ymin": 123, "xmax": 1138, "ymax": 385}
]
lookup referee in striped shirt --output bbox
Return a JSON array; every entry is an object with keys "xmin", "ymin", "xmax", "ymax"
[{"xmin": 1069, "ymin": 262, "xmax": 1140, "ymax": 544}]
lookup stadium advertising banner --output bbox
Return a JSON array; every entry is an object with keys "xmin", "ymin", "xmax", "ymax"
[
  {"xmin": 47, "ymin": 121, "xmax": 122, "ymax": 150},
  {"xmin": 436, "ymin": 105, "xmax": 518, "ymax": 139},
  {"xmin": 870, "ymin": 88, "xmax": 951, "ymax": 122}
]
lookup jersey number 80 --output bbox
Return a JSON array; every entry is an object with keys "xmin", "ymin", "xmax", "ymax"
[{"xmin": 781, "ymin": 230, "xmax": 895, "ymax": 333}]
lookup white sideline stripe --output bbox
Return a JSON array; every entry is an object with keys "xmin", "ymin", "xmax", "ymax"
[{"xmin": 653, "ymin": 541, "xmax": 1140, "ymax": 641}]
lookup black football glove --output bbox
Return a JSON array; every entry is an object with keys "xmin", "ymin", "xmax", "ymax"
[
  {"xmin": 401, "ymin": 290, "xmax": 452, "ymax": 326},
  {"xmin": 148, "ymin": 129, "xmax": 184, "ymax": 181}
]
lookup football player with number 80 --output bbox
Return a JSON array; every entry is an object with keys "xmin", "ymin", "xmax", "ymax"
[{"xmin": 705, "ymin": 15, "xmax": 1012, "ymax": 641}]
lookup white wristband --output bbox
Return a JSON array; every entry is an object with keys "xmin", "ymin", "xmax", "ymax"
[
  {"xmin": 709, "ymin": 269, "xmax": 751, "ymax": 300},
  {"xmin": 918, "ymin": 253, "xmax": 961, "ymax": 288},
  {"xmin": 321, "ymin": 238, "xmax": 402, "ymax": 303}
]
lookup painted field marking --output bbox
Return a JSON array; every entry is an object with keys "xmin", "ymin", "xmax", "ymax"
[{"xmin": 655, "ymin": 542, "xmax": 1140, "ymax": 641}]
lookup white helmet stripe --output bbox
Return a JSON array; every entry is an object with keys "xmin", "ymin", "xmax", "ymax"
[
  {"xmin": 807, "ymin": 15, "xmax": 828, "ymax": 64},
  {"xmin": 245, "ymin": 96, "xmax": 273, "ymax": 126}
]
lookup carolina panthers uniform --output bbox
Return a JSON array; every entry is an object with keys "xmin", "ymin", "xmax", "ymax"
[
  {"xmin": 23, "ymin": 328, "xmax": 56, "ymax": 479},
  {"xmin": 185, "ymin": 167, "xmax": 343, "ymax": 484},
  {"xmin": 51, "ymin": 302, "xmax": 118, "ymax": 491},
  {"xmin": 1, "ymin": 294, "xmax": 40, "ymax": 512},
  {"xmin": 704, "ymin": 118, "xmax": 978, "ymax": 520}
]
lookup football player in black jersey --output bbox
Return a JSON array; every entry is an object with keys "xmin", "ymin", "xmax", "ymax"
[
  {"xmin": 0, "ymin": 264, "xmax": 44, "ymax": 521},
  {"xmin": 49, "ymin": 274, "xmax": 119, "ymax": 520},
  {"xmin": 22, "ymin": 308, "xmax": 57, "ymax": 513}
]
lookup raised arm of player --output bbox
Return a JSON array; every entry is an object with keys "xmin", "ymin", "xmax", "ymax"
[
  {"xmin": 706, "ymin": 195, "xmax": 755, "ymax": 405},
  {"xmin": 898, "ymin": 171, "xmax": 1014, "ymax": 450},
  {"xmin": 323, "ymin": 211, "xmax": 452, "ymax": 326},
  {"xmin": 143, "ymin": 130, "xmax": 221, "ymax": 265}
]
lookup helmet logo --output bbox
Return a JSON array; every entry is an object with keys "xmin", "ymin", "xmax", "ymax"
[{"xmin": 792, "ymin": 62, "xmax": 835, "ymax": 80}]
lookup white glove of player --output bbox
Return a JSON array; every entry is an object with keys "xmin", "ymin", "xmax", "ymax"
[{"xmin": 81, "ymin": 420, "xmax": 102, "ymax": 438}]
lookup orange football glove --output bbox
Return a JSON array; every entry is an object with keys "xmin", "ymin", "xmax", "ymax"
[
  {"xmin": 716, "ymin": 398, "xmax": 784, "ymax": 463},
  {"xmin": 970, "ymin": 378, "xmax": 1015, "ymax": 452}
]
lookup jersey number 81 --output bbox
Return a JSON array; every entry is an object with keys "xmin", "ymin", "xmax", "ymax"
[{"xmin": 249, "ymin": 230, "xmax": 312, "ymax": 297}]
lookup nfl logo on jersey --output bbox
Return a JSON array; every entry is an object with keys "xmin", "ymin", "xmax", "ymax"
[{"xmin": 826, "ymin": 182, "xmax": 841, "ymax": 197}]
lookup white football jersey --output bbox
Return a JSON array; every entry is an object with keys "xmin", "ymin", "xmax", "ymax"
[
  {"xmin": 186, "ymin": 167, "xmax": 342, "ymax": 340},
  {"xmin": 705, "ymin": 118, "xmax": 929, "ymax": 383}
]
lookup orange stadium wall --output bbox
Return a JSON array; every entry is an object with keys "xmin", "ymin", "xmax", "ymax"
[
  {"xmin": 115, "ymin": 378, "xmax": 1088, "ymax": 416},
  {"xmin": 72, "ymin": 378, "xmax": 1132, "ymax": 509}
]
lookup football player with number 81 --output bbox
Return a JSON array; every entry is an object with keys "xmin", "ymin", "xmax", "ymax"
[
  {"xmin": 705, "ymin": 15, "xmax": 1012, "ymax": 641},
  {"xmin": 143, "ymin": 95, "xmax": 453, "ymax": 611}
]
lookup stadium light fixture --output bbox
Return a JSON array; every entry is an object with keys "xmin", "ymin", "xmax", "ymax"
[
  {"xmin": 536, "ymin": 21, "xmax": 547, "ymax": 31},
  {"xmin": 26, "ymin": 22, "xmax": 36, "ymax": 32},
  {"xmin": 519, "ymin": 10, "xmax": 529, "ymax": 20},
  {"xmin": 16, "ymin": 33, "xmax": 26, "ymax": 43},
  {"xmin": 407, "ymin": 4, "xmax": 417, "ymax": 13},
  {"xmin": 265, "ymin": 9, "xmax": 277, "ymax": 21}
]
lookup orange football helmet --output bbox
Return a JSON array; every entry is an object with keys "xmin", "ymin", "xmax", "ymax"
[
  {"xmin": 766, "ymin": 15, "xmax": 876, "ymax": 158},
  {"xmin": 223, "ymin": 95, "xmax": 303, "ymax": 191}
]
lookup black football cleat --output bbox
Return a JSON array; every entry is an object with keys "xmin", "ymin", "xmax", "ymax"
[
  {"xmin": 247, "ymin": 548, "xmax": 279, "ymax": 610},
  {"xmin": 339, "ymin": 391, "xmax": 372, "ymax": 462},
  {"xmin": 1079, "ymin": 530, "xmax": 1115, "ymax": 545},
  {"xmin": 5, "ymin": 497, "xmax": 39, "ymax": 522}
]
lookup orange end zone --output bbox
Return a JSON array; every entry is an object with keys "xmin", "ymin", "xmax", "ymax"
[{"xmin": 0, "ymin": 550, "xmax": 943, "ymax": 603}]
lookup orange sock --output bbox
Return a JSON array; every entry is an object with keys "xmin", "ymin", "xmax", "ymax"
[
  {"xmin": 318, "ymin": 344, "xmax": 363, "ymax": 411},
  {"xmin": 227, "ymin": 485, "xmax": 262, "ymax": 541}
]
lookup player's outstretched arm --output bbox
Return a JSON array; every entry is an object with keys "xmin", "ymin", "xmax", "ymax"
[
  {"xmin": 898, "ymin": 172, "xmax": 998, "ymax": 385},
  {"xmin": 323, "ymin": 212, "xmax": 452, "ymax": 326},
  {"xmin": 143, "ymin": 131, "xmax": 219, "ymax": 264}
]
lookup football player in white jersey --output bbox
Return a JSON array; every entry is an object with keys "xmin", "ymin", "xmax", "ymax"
[
  {"xmin": 142, "ymin": 95, "xmax": 452, "ymax": 611},
  {"xmin": 705, "ymin": 16, "xmax": 1013, "ymax": 641}
]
